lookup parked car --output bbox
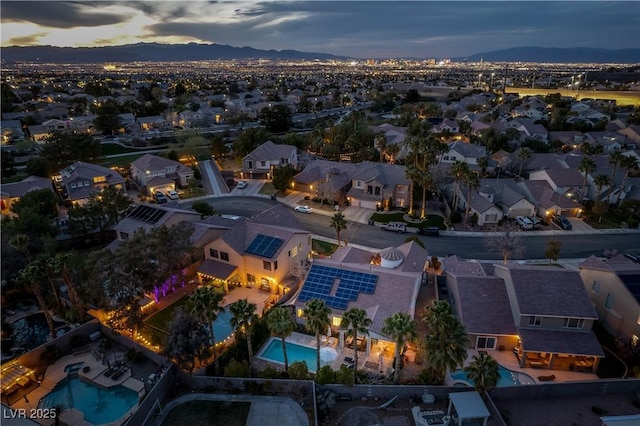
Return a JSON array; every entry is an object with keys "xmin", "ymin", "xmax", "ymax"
[
  {"xmin": 294, "ymin": 205, "xmax": 313, "ymax": 213},
  {"xmin": 154, "ymin": 191, "xmax": 168, "ymax": 204},
  {"xmin": 381, "ymin": 221, "xmax": 407, "ymax": 233},
  {"xmin": 166, "ymin": 190, "xmax": 179, "ymax": 200},
  {"xmin": 236, "ymin": 181, "xmax": 248, "ymax": 189},
  {"xmin": 553, "ymin": 215, "xmax": 572, "ymax": 230},
  {"xmin": 417, "ymin": 226, "xmax": 440, "ymax": 236},
  {"xmin": 515, "ymin": 216, "xmax": 534, "ymax": 230},
  {"xmin": 526, "ymin": 216, "xmax": 541, "ymax": 227}
]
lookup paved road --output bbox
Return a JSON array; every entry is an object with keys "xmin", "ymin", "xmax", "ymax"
[{"xmin": 179, "ymin": 197, "xmax": 640, "ymax": 260}]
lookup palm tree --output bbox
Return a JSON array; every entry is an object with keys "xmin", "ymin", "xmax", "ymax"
[
  {"xmin": 17, "ymin": 264, "xmax": 56, "ymax": 340},
  {"xmin": 422, "ymin": 301, "xmax": 468, "ymax": 382},
  {"xmin": 229, "ymin": 299, "xmax": 258, "ymax": 373},
  {"xmin": 52, "ymin": 403, "xmax": 67, "ymax": 426},
  {"xmin": 303, "ymin": 299, "xmax": 332, "ymax": 372},
  {"xmin": 330, "ymin": 212, "xmax": 347, "ymax": 246},
  {"xmin": 53, "ymin": 252, "xmax": 85, "ymax": 321},
  {"xmin": 382, "ymin": 312, "xmax": 417, "ymax": 383},
  {"xmin": 450, "ymin": 160, "xmax": 469, "ymax": 211},
  {"xmin": 188, "ymin": 286, "xmax": 225, "ymax": 372},
  {"xmin": 579, "ymin": 157, "xmax": 596, "ymax": 203},
  {"xmin": 615, "ymin": 155, "xmax": 639, "ymax": 206},
  {"xmin": 462, "ymin": 170, "xmax": 480, "ymax": 225},
  {"xmin": 340, "ymin": 307, "xmax": 372, "ymax": 383},
  {"xmin": 267, "ymin": 306, "xmax": 296, "ymax": 372},
  {"xmin": 608, "ymin": 149, "xmax": 624, "ymax": 185},
  {"xmin": 405, "ymin": 162, "xmax": 421, "ymax": 216},
  {"xmin": 9, "ymin": 234, "xmax": 31, "ymax": 261},
  {"xmin": 477, "ymin": 157, "xmax": 488, "ymax": 178},
  {"xmin": 593, "ymin": 174, "xmax": 611, "ymax": 203},
  {"xmin": 463, "ymin": 352, "xmax": 501, "ymax": 393},
  {"xmin": 517, "ymin": 147, "xmax": 531, "ymax": 178}
]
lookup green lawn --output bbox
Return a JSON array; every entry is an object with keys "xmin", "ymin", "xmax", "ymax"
[
  {"xmin": 312, "ymin": 239, "xmax": 338, "ymax": 256},
  {"xmin": 258, "ymin": 182, "xmax": 278, "ymax": 196},
  {"xmin": 178, "ymin": 188, "xmax": 207, "ymax": 199},
  {"xmin": 100, "ymin": 143, "xmax": 142, "ymax": 156},
  {"xmin": 162, "ymin": 401, "xmax": 251, "ymax": 426},
  {"xmin": 99, "ymin": 153, "xmax": 148, "ymax": 168},
  {"xmin": 145, "ymin": 296, "xmax": 190, "ymax": 332},
  {"xmin": 370, "ymin": 212, "xmax": 446, "ymax": 229},
  {"xmin": 586, "ymin": 212, "xmax": 631, "ymax": 229}
]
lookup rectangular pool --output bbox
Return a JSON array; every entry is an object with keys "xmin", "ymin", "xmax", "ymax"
[{"xmin": 257, "ymin": 338, "xmax": 322, "ymax": 372}]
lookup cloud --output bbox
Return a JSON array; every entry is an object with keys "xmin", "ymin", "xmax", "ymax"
[
  {"xmin": 1, "ymin": 1, "xmax": 126, "ymax": 28},
  {"xmin": 6, "ymin": 32, "xmax": 49, "ymax": 45}
]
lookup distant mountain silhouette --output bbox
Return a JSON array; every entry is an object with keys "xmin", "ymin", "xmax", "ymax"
[
  {"xmin": 0, "ymin": 42, "xmax": 345, "ymax": 63},
  {"xmin": 456, "ymin": 46, "xmax": 640, "ymax": 64}
]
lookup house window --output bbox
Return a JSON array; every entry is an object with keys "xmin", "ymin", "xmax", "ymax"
[
  {"xmin": 274, "ymin": 261, "xmax": 278, "ymax": 270},
  {"xmin": 84, "ymin": 181, "xmax": 90, "ymax": 187},
  {"xmin": 209, "ymin": 249, "xmax": 219, "ymax": 258},
  {"xmin": 71, "ymin": 183, "xmax": 77, "ymax": 188},
  {"xmin": 367, "ymin": 185, "xmax": 373, "ymax": 195},
  {"xmin": 247, "ymin": 160, "xmax": 253, "ymax": 169},
  {"xmin": 120, "ymin": 232, "xmax": 129, "ymax": 240},
  {"xmin": 563, "ymin": 318, "xmax": 584, "ymax": 329},
  {"xmin": 297, "ymin": 308, "xmax": 305, "ymax": 318},
  {"xmin": 260, "ymin": 161, "xmax": 266, "ymax": 167},
  {"xmin": 591, "ymin": 281, "xmax": 600, "ymax": 294},
  {"xmin": 290, "ymin": 246, "xmax": 298, "ymax": 257},
  {"xmin": 604, "ymin": 293, "xmax": 614, "ymax": 310},
  {"xmin": 443, "ymin": 156, "xmax": 450, "ymax": 161},
  {"xmin": 247, "ymin": 273, "xmax": 256, "ymax": 283},
  {"xmin": 263, "ymin": 261, "xmax": 272, "ymax": 271},
  {"xmin": 528, "ymin": 316, "xmax": 542, "ymax": 326},
  {"xmin": 476, "ymin": 336, "xmax": 496, "ymax": 349},
  {"xmin": 356, "ymin": 180, "xmax": 362, "ymax": 188},
  {"xmin": 374, "ymin": 187, "xmax": 381, "ymax": 196},
  {"xmin": 332, "ymin": 316, "xmax": 342, "ymax": 327},
  {"xmin": 220, "ymin": 252, "xmax": 229, "ymax": 261}
]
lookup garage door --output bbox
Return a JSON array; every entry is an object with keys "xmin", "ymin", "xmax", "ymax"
[
  {"xmin": 510, "ymin": 209, "xmax": 531, "ymax": 218},
  {"xmin": 360, "ymin": 200, "xmax": 379, "ymax": 210}
]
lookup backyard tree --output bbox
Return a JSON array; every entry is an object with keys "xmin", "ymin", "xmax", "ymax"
[
  {"xmin": 17, "ymin": 263, "xmax": 56, "ymax": 339},
  {"xmin": 422, "ymin": 301, "xmax": 468, "ymax": 383},
  {"xmin": 340, "ymin": 307, "xmax": 372, "ymax": 384},
  {"xmin": 382, "ymin": 312, "xmax": 417, "ymax": 383},
  {"xmin": 272, "ymin": 164, "xmax": 297, "ymax": 192},
  {"xmin": 40, "ymin": 130, "xmax": 101, "ymax": 169},
  {"xmin": 229, "ymin": 299, "xmax": 258, "ymax": 374},
  {"xmin": 233, "ymin": 127, "xmax": 272, "ymax": 158},
  {"xmin": 259, "ymin": 104, "xmax": 292, "ymax": 133},
  {"xmin": 165, "ymin": 308, "xmax": 210, "ymax": 373},
  {"xmin": 303, "ymin": 298, "xmax": 332, "ymax": 372},
  {"xmin": 330, "ymin": 212, "xmax": 347, "ymax": 246},
  {"xmin": 463, "ymin": 352, "xmax": 501, "ymax": 393},
  {"xmin": 8, "ymin": 189, "xmax": 59, "ymax": 237},
  {"xmin": 545, "ymin": 238, "xmax": 562, "ymax": 264},
  {"xmin": 93, "ymin": 101, "xmax": 122, "ymax": 135},
  {"xmin": 485, "ymin": 222, "xmax": 525, "ymax": 264},
  {"xmin": 267, "ymin": 306, "xmax": 296, "ymax": 372},
  {"xmin": 188, "ymin": 286, "xmax": 226, "ymax": 373},
  {"xmin": 192, "ymin": 201, "xmax": 217, "ymax": 218}
]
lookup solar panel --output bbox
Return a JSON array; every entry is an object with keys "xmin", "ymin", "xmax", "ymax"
[
  {"xmin": 127, "ymin": 205, "xmax": 167, "ymax": 224},
  {"xmin": 245, "ymin": 234, "xmax": 284, "ymax": 258},
  {"xmin": 298, "ymin": 264, "xmax": 379, "ymax": 310}
]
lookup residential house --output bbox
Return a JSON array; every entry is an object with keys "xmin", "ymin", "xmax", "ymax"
[
  {"xmin": 197, "ymin": 205, "xmax": 312, "ymax": 296},
  {"xmin": 292, "ymin": 241, "xmax": 428, "ymax": 353},
  {"xmin": 456, "ymin": 185, "xmax": 504, "ymax": 226},
  {"xmin": 130, "ymin": 154, "xmax": 194, "ymax": 194},
  {"xmin": 58, "ymin": 161, "xmax": 126, "ymax": 204},
  {"xmin": 528, "ymin": 168, "xmax": 586, "ymax": 201},
  {"xmin": 440, "ymin": 141, "xmax": 486, "ymax": 168},
  {"xmin": 370, "ymin": 123, "xmax": 409, "ymax": 161},
  {"xmin": 293, "ymin": 159, "xmax": 361, "ymax": 203},
  {"xmin": 1, "ymin": 176, "xmax": 54, "ymax": 214},
  {"xmin": 346, "ymin": 162, "xmax": 410, "ymax": 210},
  {"xmin": 136, "ymin": 115, "xmax": 171, "ymax": 132},
  {"xmin": 578, "ymin": 255, "xmax": 640, "ymax": 342},
  {"xmin": 241, "ymin": 141, "xmax": 298, "ymax": 179},
  {"xmin": 478, "ymin": 179, "xmax": 536, "ymax": 218},
  {"xmin": 1, "ymin": 120, "xmax": 26, "ymax": 144},
  {"xmin": 27, "ymin": 119, "xmax": 69, "ymax": 142},
  {"xmin": 519, "ymin": 180, "xmax": 581, "ymax": 217}
]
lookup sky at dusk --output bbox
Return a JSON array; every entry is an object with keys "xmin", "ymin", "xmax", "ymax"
[{"xmin": 1, "ymin": 1, "xmax": 639, "ymax": 59}]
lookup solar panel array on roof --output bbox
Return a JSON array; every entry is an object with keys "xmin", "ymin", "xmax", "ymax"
[
  {"xmin": 245, "ymin": 234, "xmax": 284, "ymax": 258},
  {"xmin": 298, "ymin": 264, "xmax": 378, "ymax": 310},
  {"xmin": 127, "ymin": 205, "xmax": 167, "ymax": 224}
]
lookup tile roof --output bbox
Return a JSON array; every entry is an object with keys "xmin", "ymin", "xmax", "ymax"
[
  {"xmin": 532, "ymin": 168, "xmax": 585, "ymax": 187},
  {"xmin": 498, "ymin": 264, "xmax": 597, "ymax": 319},
  {"xmin": 131, "ymin": 154, "xmax": 191, "ymax": 175},
  {"xmin": 448, "ymin": 141, "xmax": 486, "ymax": 159},
  {"xmin": 242, "ymin": 140, "xmax": 297, "ymax": 161},
  {"xmin": 0, "ymin": 176, "xmax": 53, "ymax": 198},
  {"xmin": 198, "ymin": 259, "xmax": 238, "ymax": 280},
  {"xmin": 518, "ymin": 328, "xmax": 604, "ymax": 357}
]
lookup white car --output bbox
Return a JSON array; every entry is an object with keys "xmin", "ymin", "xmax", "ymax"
[
  {"xmin": 236, "ymin": 181, "xmax": 248, "ymax": 189},
  {"xmin": 294, "ymin": 205, "xmax": 313, "ymax": 214},
  {"xmin": 166, "ymin": 190, "xmax": 179, "ymax": 200}
]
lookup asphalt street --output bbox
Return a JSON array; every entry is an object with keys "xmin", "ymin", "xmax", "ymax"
[{"xmin": 180, "ymin": 196, "xmax": 640, "ymax": 261}]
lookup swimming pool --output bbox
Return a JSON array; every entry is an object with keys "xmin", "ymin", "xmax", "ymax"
[
  {"xmin": 10, "ymin": 313, "xmax": 66, "ymax": 351},
  {"xmin": 257, "ymin": 337, "xmax": 323, "ymax": 372},
  {"xmin": 39, "ymin": 376, "xmax": 139, "ymax": 425},
  {"xmin": 212, "ymin": 310, "xmax": 233, "ymax": 343},
  {"xmin": 451, "ymin": 364, "xmax": 536, "ymax": 387}
]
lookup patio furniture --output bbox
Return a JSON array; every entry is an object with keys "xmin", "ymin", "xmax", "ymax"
[
  {"xmin": 344, "ymin": 356, "xmax": 354, "ymax": 364},
  {"xmin": 537, "ymin": 374, "xmax": 556, "ymax": 382}
]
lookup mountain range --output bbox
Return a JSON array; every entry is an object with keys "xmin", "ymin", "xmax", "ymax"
[{"xmin": 1, "ymin": 43, "xmax": 639, "ymax": 64}]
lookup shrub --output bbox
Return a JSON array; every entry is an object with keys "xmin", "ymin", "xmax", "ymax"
[
  {"xmin": 288, "ymin": 361, "xmax": 310, "ymax": 380},
  {"xmin": 335, "ymin": 365, "xmax": 354, "ymax": 386},
  {"xmin": 450, "ymin": 211, "xmax": 462, "ymax": 223},
  {"xmin": 258, "ymin": 366, "xmax": 281, "ymax": 379},
  {"xmin": 315, "ymin": 365, "xmax": 335, "ymax": 385},
  {"xmin": 224, "ymin": 359, "xmax": 250, "ymax": 377}
]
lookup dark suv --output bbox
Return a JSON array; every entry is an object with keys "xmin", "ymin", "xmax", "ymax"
[
  {"xmin": 553, "ymin": 215, "xmax": 572, "ymax": 230},
  {"xmin": 418, "ymin": 226, "xmax": 440, "ymax": 236}
]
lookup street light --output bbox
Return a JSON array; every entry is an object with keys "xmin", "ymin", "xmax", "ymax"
[
  {"xmin": 490, "ymin": 73, "xmax": 495, "ymax": 90},
  {"xmin": 478, "ymin": 73, "xmax": 482, "ymax": 87}
]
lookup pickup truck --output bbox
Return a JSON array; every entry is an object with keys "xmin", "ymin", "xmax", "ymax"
[{"xmin": 381, "ymin": 221, "xmax": 407, "ymax": 233}]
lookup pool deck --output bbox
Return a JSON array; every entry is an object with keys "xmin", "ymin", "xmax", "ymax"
[{"xmin": 9, "ymin": 351, "xmax": 145, "ymax": 426}]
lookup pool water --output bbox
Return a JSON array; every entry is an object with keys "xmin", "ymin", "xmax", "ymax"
[
  {"xmin": 10, "ymin": 313, "xmax": 66, "ymax": 351},
  {"xmin": 258, "ymin": 338, "xmax": 323, "ymax": 372},
  {"xmin": 39, "ymin": 377, "xmax": 138, "ymax": 425},
  {"xmin": 64, "ymin": 362, "xmax": 85, "ymax": 373},
  {"xmin": 451, "ymin": 364, "xmax": 535, "ymax": 387},
  {"xmin": 212, "ymin": 310, "xmax": 233, "ymax": 342}
]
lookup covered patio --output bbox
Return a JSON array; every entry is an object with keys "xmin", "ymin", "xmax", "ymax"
[
  {"xmin": 197, "ymin": 259, "xmax": 238, "ymax": 294},
  {"xmin": 447, "ymin": 391, "xmax": 491, "ymax": 426}
]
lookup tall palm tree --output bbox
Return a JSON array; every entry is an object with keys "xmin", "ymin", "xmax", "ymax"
[
  {"xmin": 382, "ymin": 312, "xmax": 417, "ymax": 383},
  {"xmin": 450, "ymin": 160, "xmax": 469, "ymax": 211},
  {"xmin": 267, "ymin": 306, "xmax": 296, "ymax": 372},
  {"xmin": 579, "ymin": 157, "xmax": 596, "ymax": 203},
  {"xmin": 422, "ymin": 301, "xmax": 468, "ymax": 382},
  {"xmin": 615, "ymin": 155, "xmax": 639, "ymax": 206},
  {"xmin": 477, "ymin": 157, "xmax": 488, "ymax": 178},
  {"xmin": 517, "ymin": 147, "xmax": 531, "ymax": 178},
  {"xmin": 303, "ymin": 299, "xmax": 332, "ymax": 372},
  {"xmin": 330, "ymin": 212, "xmax": 347, "ymax": 246},
  {"xmin": 229, "ymin": 299, "xmax": 257, "ymax": 373},
  {"xmin": 405, "ymin": 162, "xmax": 420, "ymax": 216},
  {"xmin": 593, "ymin": 174, "xmax": 611, "ymax": 203},
  {"xmin": 188, "ymin": 286, "xmax": 225, "ymax": 372},
  {"xmin": 608, "ymin": 149, "xmax": 624, "ymax": 185},
  {"xmin": 340, "ymin": 307, "xmax": 372, "ymax": 384},
  {"xmin": 463, "ymin": 352, "xmax": 501, "ymax": 393},
  {"xmin": 17, "ymin": 264, "xmax": 56, "ymax": 340},
  {"xmin": 35, "ymin": 254, "xmax": 61, "ymax": 309},
  {"xmin": 462, "ymin": 170, "xmax": 480, "ymax": 225}
]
